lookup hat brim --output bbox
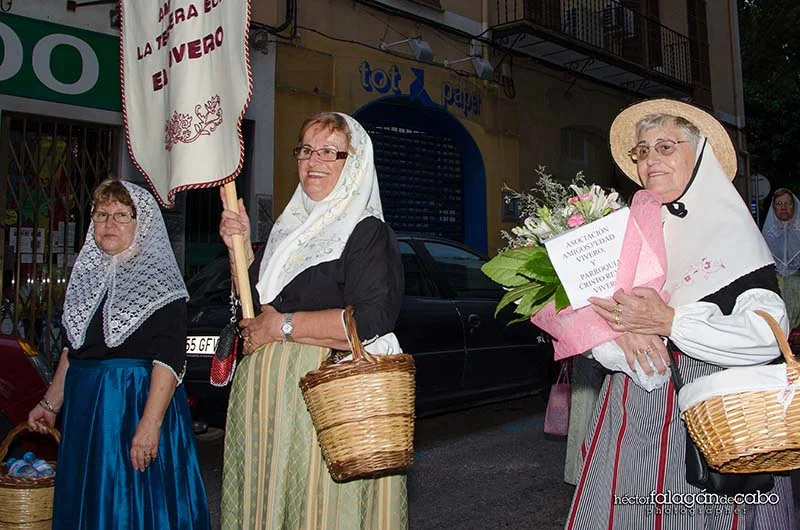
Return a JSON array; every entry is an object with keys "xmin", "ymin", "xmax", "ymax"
[{"xmin": 609, "ymin": 99, "xmax": 738, "ymax": 185}]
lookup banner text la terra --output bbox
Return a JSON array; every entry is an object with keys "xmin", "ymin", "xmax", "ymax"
[{"xmin": 136, "ymin": 0, "xmax": 228, "ymax": 92}]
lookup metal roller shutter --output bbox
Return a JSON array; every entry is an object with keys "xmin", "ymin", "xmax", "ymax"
[{"xmin": 363, "ymin": 122, "xmax": 464, "ymax": 242}]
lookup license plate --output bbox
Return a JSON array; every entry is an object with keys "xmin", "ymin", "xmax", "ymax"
[{"xmin": 186, "ymin": 335, "xmax": 219, "ymax": 356}]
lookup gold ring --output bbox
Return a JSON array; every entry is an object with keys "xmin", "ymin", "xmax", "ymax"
[
  {"xmin": 614, "ymin": 313, "xmax": 621, "ymax": 326},
  {"xmin": 613, "ymin": 303, "xmax": 622, "ymax": 315}
]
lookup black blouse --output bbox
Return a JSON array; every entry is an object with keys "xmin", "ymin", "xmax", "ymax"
[
  {"xmin": 247, "ymin": 216, "xmax": 404, "ymax": 341},
  {"xmin": 68, "ymin": 299, "xmax": 187, "ymax": 376}
]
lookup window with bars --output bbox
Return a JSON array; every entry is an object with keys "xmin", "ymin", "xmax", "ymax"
[
  {"xmin": 687, "ymin": 0, "xmax": 711, "ymax": 87},
  {"xmin": 363, "ymin": 122, "xmax": 465, "ymax": 242},
  {"xmin": 0, "ymin": 113, "xmax": 119, "ymax": 362}
]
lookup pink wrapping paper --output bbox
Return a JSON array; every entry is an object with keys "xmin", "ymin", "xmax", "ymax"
[{"xmin": 531, "ymin": 190, "xmax": 668, "ymax": 361}]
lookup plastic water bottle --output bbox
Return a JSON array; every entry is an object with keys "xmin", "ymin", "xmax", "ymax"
[
  {"xmin": 22, "ymin": 452, "xmax": 55, "ymax": 477},
  {"xmin": 5, "ymin": 458, "xmax": 39, "ymax": 478}
]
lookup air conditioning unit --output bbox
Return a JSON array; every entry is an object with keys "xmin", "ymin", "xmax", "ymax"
[
  {"xmin": 563, "ymin": 7, "xmax": 604, "ymax": 47},
  {"xmin": 602, "ymin": 4, "xmax": 635, "ymax": 38}
]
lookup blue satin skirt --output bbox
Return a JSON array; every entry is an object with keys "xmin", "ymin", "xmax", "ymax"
[{"xmin": 53, "ymin": 359, "xmax": 211, "ymax": 530}]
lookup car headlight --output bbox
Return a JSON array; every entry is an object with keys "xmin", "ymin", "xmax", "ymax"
[{"xmin": 18, "ymin": 338, "xmax": 54, "ymax": 385}]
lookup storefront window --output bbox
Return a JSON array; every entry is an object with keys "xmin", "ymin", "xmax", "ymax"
[{"xmin": 0, "ymin": 113, "xmax": 118, "ymax": 362}]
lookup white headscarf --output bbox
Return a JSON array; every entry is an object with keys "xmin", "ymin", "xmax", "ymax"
[
  {"xmin": 255, "ymin": 113, "xmax": 384, "ymax": 305},
  {"xmin": 762, "ymin": 190, "xmax": 800, "ymax": 277},
  {"xmin": 62, "ymin": 181, "xmax": 188, "ymax": 349},
  {"xmin": 662, "ymin": 138, "xmax": 774, "ymax": 307}
]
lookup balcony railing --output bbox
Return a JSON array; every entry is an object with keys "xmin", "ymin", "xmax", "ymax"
[{"xmin": 496, "ymin": 0, "xmax": 707, "ymax": 87}]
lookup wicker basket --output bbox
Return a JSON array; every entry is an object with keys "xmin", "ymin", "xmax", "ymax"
[
  {"xmin": 0, "ymin": 423, "xmax": 60, "ymax": 530},
  {"xmin": 299, "ymin": 306, "xmax": 416, "ymax": 482},
  {"xmin": 682, "ymin": 310, "xmax": 800, "ymax": 473}
]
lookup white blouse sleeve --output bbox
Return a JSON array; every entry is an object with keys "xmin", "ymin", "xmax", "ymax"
[{"xmin": 670, "ymin": 288, "xmax": 788, "ymax": 367}]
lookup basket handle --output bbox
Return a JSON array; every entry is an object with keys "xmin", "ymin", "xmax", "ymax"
[
  {"xmin": 754, "ymin": 310, "xmax": 800, "ymax": 381},
  {"xmin": 344, "ymin": 305, "xmax": 377, "ymax": 364},
  {"xmin": 0, "ymin": 422, "xmax": 61, "ymax": 462}
]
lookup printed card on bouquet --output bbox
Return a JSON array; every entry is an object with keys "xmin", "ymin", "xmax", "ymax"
[{"xmin": 544, "ymin": 207, "xmax": 630, "ymax": 309}]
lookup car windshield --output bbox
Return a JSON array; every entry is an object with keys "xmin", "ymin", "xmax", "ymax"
[
  {"xmin": 186, "ymin": 258, "xmax": 231, "ymax": 303},
  {"xmin": 423, "ymin": 241, "xmax": 502, "ymax": 299}
]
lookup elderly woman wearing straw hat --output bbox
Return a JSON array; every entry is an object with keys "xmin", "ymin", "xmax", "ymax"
[{"xmin": 564, "ymin": 99, "xmax": 797, "ymax": 529}]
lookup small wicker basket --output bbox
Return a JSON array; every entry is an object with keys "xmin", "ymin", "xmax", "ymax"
[
  {"xmin": 0, "ymin": 423, "xmax": 60, "ymax": 530},
  {"xmin": 682, "ymin": 310, "xmax": 800, "ymax": 473},
  {"xmin": 299, "ymin": 306, "xmax": 416, "ymax": 482}
]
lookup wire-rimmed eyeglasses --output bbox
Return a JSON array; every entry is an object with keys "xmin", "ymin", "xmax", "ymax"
[
  {"xmin": 91, "ymin": 211, "xmax": 136, "ymax": 224},
  {"xmin": 292, "ymin": 145, "xmax": 348, "ymax": 162},
  {"xmin": 628, "ymin": 139, "xmax": 689, "ymax": 162}
]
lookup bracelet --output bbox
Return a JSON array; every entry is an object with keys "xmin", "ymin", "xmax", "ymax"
[{"xmin": 38, "ymin": 397, "xmax": 60, "ymax": 414}]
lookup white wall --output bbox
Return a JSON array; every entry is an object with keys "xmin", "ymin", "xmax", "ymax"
[{"xmin": 243, "ymin": 41, "xmax": 277, "ymax": 239}]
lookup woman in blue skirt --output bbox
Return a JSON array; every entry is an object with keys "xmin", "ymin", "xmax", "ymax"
[{"xmin": 27, "ymin": 179, "xmax": 211, "ymax": 530}]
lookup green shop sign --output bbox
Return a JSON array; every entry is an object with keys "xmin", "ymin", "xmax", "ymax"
[{"xmin": 0, "ymin": 13, "xmax": 121, "ymax": 111}]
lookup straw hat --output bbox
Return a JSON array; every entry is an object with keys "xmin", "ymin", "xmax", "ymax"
[{"xmin": 609, "ymin": 99, "xmax": 738, "ymax": 185}]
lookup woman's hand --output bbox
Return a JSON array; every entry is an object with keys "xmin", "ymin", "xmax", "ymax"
[
  {"xmin": 240, "ymin": 305, "xmax": 282, "ymax": 354},
  {"xmin": 218, "ymin": 188, "xmax": 251, "ymax": 252},
  {"xmin": 27, "ymin": 404, "xmax": 56, "ymax": 434},
  {"xmin": 589, "ymin": 287, "xmax": 674, "ymax": 337},
  {"xmin": 615, "ymin": 332, "xmax": 669, "ymax": 376},
  {"xmin": 28, "ymin": 348, "xmax": 68, "ymax": 434},
  {"xmin": 130, "ymin": 418, "xmax": 161, "ymax": 472}
]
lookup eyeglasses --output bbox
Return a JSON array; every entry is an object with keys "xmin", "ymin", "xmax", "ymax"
[
  {"xmin": 628, "ymin": 140, "xmax": 689, "ymax": 162},
  {"xmin": 292, "ymin": 145, "xmax": 348, "ymax": 162},
  {"xmin": 91, "ymin": 211, "xmax": 136, "ymax": 224},
  {"xmin": 775, "ymin": 200, "xmax": 794, "ymax": 208}
]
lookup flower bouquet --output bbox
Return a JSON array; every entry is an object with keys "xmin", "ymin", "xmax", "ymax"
[{"xmin": 482, "ymin": 169, "xmax": 668, "ymax": 360}]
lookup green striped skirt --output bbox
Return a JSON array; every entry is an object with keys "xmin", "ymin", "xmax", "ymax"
[
  {"xmin": 778, "ymin": 273, "xmax": 800, "ymax": 330},
  {"xmin": 221, "ymin": 341, "xmax": 408, "ymax": 530}
]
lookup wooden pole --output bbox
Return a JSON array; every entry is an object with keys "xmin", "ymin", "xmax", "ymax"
[{"xmin": 223, "ymin": 181, "xmax": 255, "ymax": 319}]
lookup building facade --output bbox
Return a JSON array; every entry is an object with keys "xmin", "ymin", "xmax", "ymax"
[
  {"xmin": 0, "ymin": 0, "xmax": 745, "ymax": 358},
  {"xmin": 258, "ymin": 0, "xmax": 748, "ymax": 253}
]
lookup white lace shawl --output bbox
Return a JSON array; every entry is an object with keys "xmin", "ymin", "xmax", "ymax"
[
  {"xmin": 255, "ymin": 113, "xmax": 385, "ymax": 305},
  {"xmin": 762, "ymin": 191, "xmax": 800, "ymax": 277},
  {"xmin": 62, "ymin": 181, "xmax": 189, "ymax": 349}
]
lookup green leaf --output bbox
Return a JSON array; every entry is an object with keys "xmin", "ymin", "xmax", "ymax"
[
  {"xmin": 554, "ymin": 284, "xmax": 571, "ymax": 312},
  {"xmin": 506, "ymin": 314, "xmax": 533, "ymax": 326},
  {"xmin": 529, "ymin": 292, "xmax": 557, "ymax": 316},
  {"xmin": 481, "ymin": 247, "xmax": 541, "ymax": 287},
  {"xmin": 518, "ymin": 250, "xmax": 558, "ymax": 283},
  {"xmin": 515, "ymin": 283, "xmax": 557, "ymax": 317},
  {"xmin": 494, "ymin": 281, "xmax": 550, "ymax": 317}
]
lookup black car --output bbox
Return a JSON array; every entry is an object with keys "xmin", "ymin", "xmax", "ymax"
[{"xmin": 183, "ymin": 235, "xmax": 555, "ymax": 429}]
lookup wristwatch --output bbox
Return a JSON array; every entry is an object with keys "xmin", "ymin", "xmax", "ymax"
[{"xmin": 280, "ymin": 312, "xmax": 294, "ymax": 343}]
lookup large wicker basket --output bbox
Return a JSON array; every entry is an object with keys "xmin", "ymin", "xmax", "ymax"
[
  {"xmin": 299, "ymin": 306, "xmax": 416, "ymax": 482},
  {"xmin": 0, "ymin": 423, "xmax": 60, "ymax": 530},
  {"xmin": 682, "ymin": 310, "xmax": 800, "ymax": 473}
]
